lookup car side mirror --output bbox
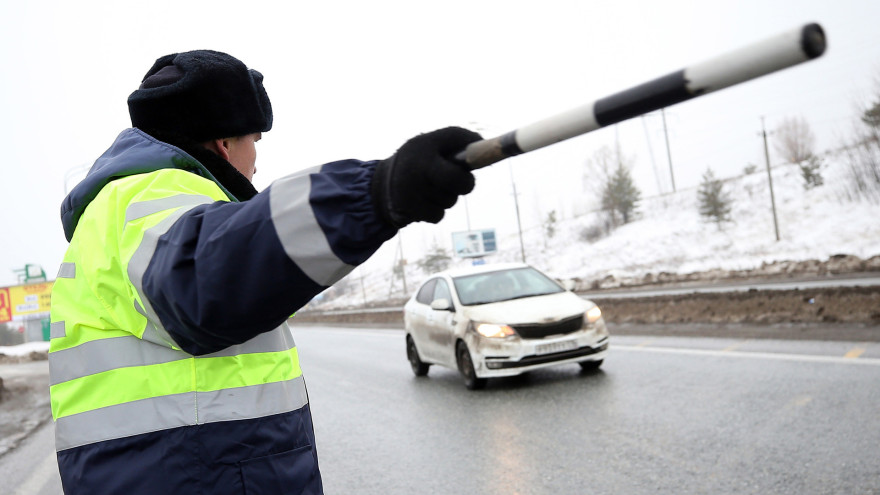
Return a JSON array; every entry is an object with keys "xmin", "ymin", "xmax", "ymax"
[
  {"xmin": 430, "ymin": 298, "xmax": 453, "ymax": 311},
  {"xmin": 562, "ymin": 279, "xmax": 577, "ymax": 291}
]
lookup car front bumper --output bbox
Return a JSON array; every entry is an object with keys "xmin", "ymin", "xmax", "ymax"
[{"xmin": 470, "ymin": 328, "xmax": 609, "ymax": 378}]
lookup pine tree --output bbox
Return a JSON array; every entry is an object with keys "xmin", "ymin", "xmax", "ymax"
[
  {"xmin": 862, "ymin": 98, "xmax": 880, "ymax": 130},
  {"xmin": 799, "ymin": 155, "xmax": 824, "ymax": 190},
  {"xmin": 601, "ymin": 162, "xmax": 641, "ymax": 225},
  {"xmin": 543, "ymin": 210, "xmax": 558, "ymax": 240},
  {"xmin": 697, "ymin": 168, "xmax": 732, "ymax": 227}
]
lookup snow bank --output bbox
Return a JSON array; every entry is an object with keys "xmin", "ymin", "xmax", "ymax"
[
  {"xmin": 0, "ymin": 341, "xmax": 50, "ymax": 356},
  {"xmin": 318, "ymin": 152, "xmax": 880, "ymax": 309}
]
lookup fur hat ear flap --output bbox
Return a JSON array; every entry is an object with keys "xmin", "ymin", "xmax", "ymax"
[{"xmin": 127, "ymin": 50, "xmax": 272, "ymax": 142}]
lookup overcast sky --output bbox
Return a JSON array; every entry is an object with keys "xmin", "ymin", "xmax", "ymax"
[{"xmin": 1, "ymin": 0, "xmax": 879, "ymax": 287}]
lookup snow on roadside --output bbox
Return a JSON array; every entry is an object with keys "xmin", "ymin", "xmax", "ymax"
[
  {"xmin": 0, "ymin": 341, "xmax": 50, "ymax": 356},
  {"xmin": 317, "ymin": 152, "xmax": 880, "ymax": 309}
]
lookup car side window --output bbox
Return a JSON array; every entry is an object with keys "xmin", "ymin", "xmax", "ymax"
[
  {"xmin": 416, "ymin": 279, "xmax": 438, "ymax": 305},
  {"xmin": 433, "ymin": 279, "xmax": 452, "ymax": 303}
]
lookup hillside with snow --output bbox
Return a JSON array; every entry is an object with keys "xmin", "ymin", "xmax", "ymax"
[{"xmin": 314, "ymin": 149, "xmax": 880, "ymax": 309}]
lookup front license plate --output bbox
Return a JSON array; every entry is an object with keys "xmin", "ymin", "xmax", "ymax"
[{"xmin": 536, "ymin": 340, "xmax": 577, "ymax": 355}]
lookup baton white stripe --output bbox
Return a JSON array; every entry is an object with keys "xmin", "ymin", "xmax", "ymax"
[{"xmin": 685, "ymin": 25, "xmax": 812, "ymax": 95}]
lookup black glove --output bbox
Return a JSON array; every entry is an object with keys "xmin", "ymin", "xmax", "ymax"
[{"xmin": 371, "ymin": 127, "xmax": 482, "ymax": 228}]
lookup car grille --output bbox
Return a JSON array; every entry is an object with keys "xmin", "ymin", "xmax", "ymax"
[{"xmin": 511, "ymin": 314, "xmax": 583, "ymax": 339}]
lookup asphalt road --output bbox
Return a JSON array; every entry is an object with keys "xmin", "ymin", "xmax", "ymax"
[
  {"xmin": 303, "ymin": 327, "xmax": 880, "ymax": 494},
  {"xmin": 3, "ymin": 326, "xmax": 880, "ymax": 494}
]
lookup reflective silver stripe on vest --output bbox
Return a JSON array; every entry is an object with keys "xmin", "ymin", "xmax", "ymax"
[
  {"xmin": 51, "ymin": 321, "xmax": 66, "ymax": 339},
  {"xmin": 57, "ymin": 263, "xmax": 76, "ymax": 279},
  {"xmin": 54, "ymin": 377, "xmax": 309, "ymax": 451},
  {"xmin": 202, "ymin": 323, "xmax": 296, "ymax": 358},
  {"xmin": 126, "ymin": 195, "xmax": 213, "ymax": 347},
  {"xmin": 125, "ymin": 195, "xmax": 215, "ymax": 224},
  {"xmin": 136, "ymin": 299, "xmax": 178, "ymax": 348},
  {"xmin": 49, "ymin": 335, "xmax": 187, "ymax": 386},
  {"xmin": 270, "ymin": 166, "xmax": 355, "ymax": 286},
  {"xmin": 49, "ymin": 326, "xmax": 296, "ymax": 386}
]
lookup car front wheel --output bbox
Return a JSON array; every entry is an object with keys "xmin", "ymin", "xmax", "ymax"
[
  {"xmin": 456, "ymin": 341, "xmax": 487, "ymax": 390},
  {"xmin": 406, "ymin": 335, "xmax": 430, "ymax": 376}
]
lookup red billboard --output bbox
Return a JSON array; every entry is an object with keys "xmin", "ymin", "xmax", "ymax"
[{"xmin": 0, "ymin": 287, "xmax": 11, "ymax": 323}]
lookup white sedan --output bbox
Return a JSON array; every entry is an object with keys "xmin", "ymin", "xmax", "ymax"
[{"xmin": 403, "ymin": 262, "xmax": 609, "ymax": 389}]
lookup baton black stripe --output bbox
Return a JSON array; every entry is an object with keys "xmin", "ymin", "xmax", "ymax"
[
  {"xmin": 800, "ymin": 23, "xmax": 826, "ymax": 59},
  {"xmin": 499, "ymin": 131, "xmax": 523, "ymax": 157},
  {"xmin": 593, "ymin": 70, "xmax": 695, "ymax": 128},
  {"xmin": 461, "ymin": 22, "xmax": 826, "ymax": 170}
]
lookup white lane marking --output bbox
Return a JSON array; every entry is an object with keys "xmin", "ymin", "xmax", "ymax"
[
  {"xmin": 14, "ymin": 451, "xmax": 58, "ymax": 495},
  {"xmin": 293, "ymin": 326, "xmax": 402, "ymax": 338},
  {"xmin": 297, "ymin": 327, "xmax": 880, "ymax": 366},
  {"xmin": 614, "ymin": 344, "xmax": 880, "ymax": 366}
]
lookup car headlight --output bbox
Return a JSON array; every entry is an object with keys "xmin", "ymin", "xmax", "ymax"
[
  {"xmin": 586, "ymin": 305, "xmax": 602, "ymax": 324},
  {"xmin": 474, "ymin": 323, "xmax": 515, "ymax": 338}
]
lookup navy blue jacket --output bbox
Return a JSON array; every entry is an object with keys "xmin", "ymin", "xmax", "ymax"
[{"xmin": 54, "ymin": 128, "xmax": 397, "ymax": 494}]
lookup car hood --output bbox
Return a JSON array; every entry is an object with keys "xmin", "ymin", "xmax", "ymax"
[{"xmin": 459, "ymin": 291, "xmax": 591, "ymax": 325}]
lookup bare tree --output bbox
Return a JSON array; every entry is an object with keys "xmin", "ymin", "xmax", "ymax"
[
  {"xmin": 839, "ymin": 75, "xmax": 880, "ymax": 203},
  {"xmin": 773, "ymin": 116, "xmax": 816, "ymax": 164},
  {"xmin": 583, "ymin": 145, "xmax": 616, "ymax": 197},
  {"xmin": 417, "ymin": 242, "xmax": 452, "ymax": 274}
]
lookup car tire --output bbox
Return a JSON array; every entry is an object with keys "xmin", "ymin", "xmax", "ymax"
[
  {"xmin": 579, "ymin": 359, "xmax": 603, "ymax": 371},
  {"xmin": 406, "ymin": 335, "xmax": 430, "ymax": 377},
  {"xmin": 456, "ymin": 341, "xmax": 487, "ymax": 390}
]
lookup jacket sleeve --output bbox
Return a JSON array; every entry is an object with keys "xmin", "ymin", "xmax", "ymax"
[{"xmin": 139, "ymin": 159, "xmax": 397, "ymax": 355}]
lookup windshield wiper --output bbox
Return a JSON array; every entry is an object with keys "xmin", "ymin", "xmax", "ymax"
[
  {"xmin": 504, "ymin": 291, "xmax": 558, "ymax": 301},
  {"xmin": 464, "ymin": 299, "xmax": 497, "ymax": 306}
]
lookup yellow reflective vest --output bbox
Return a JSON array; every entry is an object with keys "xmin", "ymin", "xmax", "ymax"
[{"xmin": 50, "ymin": 128, "xmax": 394, "ymax": 494}]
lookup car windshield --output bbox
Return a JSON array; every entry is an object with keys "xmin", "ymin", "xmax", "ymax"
[{"xmin": 452, "ymin": 267, "xmax": 564, "ymax": 306}]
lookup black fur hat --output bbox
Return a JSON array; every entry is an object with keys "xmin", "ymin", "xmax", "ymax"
[{"xmin": 127, "ymin": 50, "xmax": 272, "ymax": 142}]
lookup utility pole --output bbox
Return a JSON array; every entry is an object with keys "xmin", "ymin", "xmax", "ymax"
[
  {"xmin": 661, "ymin": 108, "xmax": 677, "ymax": 193},
  {"xmin": 359, "ymin": 268, "xmax": 368, "ymax": 308},
  {"xmin": 760, "ymin": 117, "xmax": 781, "ymax": 241},
  {"xmin": 397, "ymin": 234, "xmax": 407, "ymax": 294},
  {"xmin": 640, "ymin": 115, "xmax": 664, "ymax": 194},
  {"xmin": 509, "ymin": 163, "xmax": 526, "ymax": 263},
  {"xmin": 388, "ymin": 233, "xmax": 408, "ymax": 297}
]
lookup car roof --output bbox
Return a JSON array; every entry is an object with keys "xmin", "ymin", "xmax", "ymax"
[{"xmin": 440, "ymin": 262, "xmax": 532, "ymax": 279}]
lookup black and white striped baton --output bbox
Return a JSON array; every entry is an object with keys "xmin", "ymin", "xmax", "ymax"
[{"xmin": 457, "ymin": 23, "xmax": 826, "ymax": 169}]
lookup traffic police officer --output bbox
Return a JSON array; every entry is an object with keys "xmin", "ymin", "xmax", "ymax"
[{"xmin": 49, "ymin": 50, "xmax": 480, "ymax": 494}]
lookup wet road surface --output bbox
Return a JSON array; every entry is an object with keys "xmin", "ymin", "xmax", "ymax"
[{"xmin": 3, "ymin": 327, "xmax": 879, "ymax": 494}]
